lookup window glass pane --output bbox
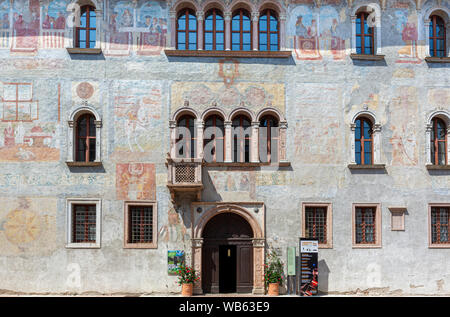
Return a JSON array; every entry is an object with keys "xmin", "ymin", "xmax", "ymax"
[
  {"xmin": 205, "ymin": 16, "xmax": 213, "ymax": 31},
  {"xmin": 205, "ymin": 32, "xmax": 213, "ymax": 45},
  {"xmin": 259, "ymin": 15, "xmax": 267, "ymax": 32},
  {"xmin": 270, "ymin": 17, "xmax": 278, "ymax": 32},
  {"xmin": 178, "ymin": 16, "xmax": 186, "ymax": 30},
  {"xmin": 216, "ymin": 33, "xmax": 224, "ymax": 45},
  {"xmin": 232, "ymin": 16, "xmax": 240, "ymax": 31},
  {"xmin": 356, "ymin": 19, "xmax": 361, "ymax": 34},
  {"xmin": 356, "ymin": 36, "xmax": 362, "ymax": 53},
  {"xmin": 89, "ymin": 138, "xmax": 96, "ymax": 162},
  {"xmin": 216, "ymin": 43, "xmax": 224, "ymax": 50},
  {"xmin": 243, "ymin": 33, "xmax": 251, "ymax": 45},
  {"xmin": 259, "ymin": 33, "xmax": 267, "ymax": 49},
  {"xmin": 363, "ymin": 120, "xmax": 371, "ymax": 138},
  {"xmin": 188, "ymin": 14, "xmax": 196, "ymax": 30},
  {"xmin": 438, "ymin": 142, "xmax": 446, "ymax": 165},
  {"xmin": 242, "ymin": 17, "xmax": 250, "ymax": 31},
  {"xmin": 90, "ymin": 13, "xmax": 96, "ymax": 28},
  {"xmin": 188, "ymin": 32, "xmax": 196, "ymax": 46},
  {"xmin": 80, "ymin": 13, "xmax": 87, "ymax": 27},
  {"xmin": 216, "ymin": 16, "xmax": 224, "ymax": 31},
  {"xmin": 355, "ymin": 140, "xmax": 361, "ymax": 164},
  {"xmin": 89, "ymin": 29, "xmax": 96, "ymax": 42},
  {"xmin": 270, "ymin": 34, "xmax": 278, "ymax": 46}
]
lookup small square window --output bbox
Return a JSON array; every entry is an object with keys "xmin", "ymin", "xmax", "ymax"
[
  {"xmin": 66, "ymin": 198, "xmax": 101, "ymax": 248},
  {"xmin": 302, "ymin": 203, "xmax": 333, "ymax": 249},
  {"xmin": 124, "ymin": 201, "xmax": 157, "ymax": 249},
  {"xmin": 352, "ymin": 203, "xmax": 381, "ymax": 248}
]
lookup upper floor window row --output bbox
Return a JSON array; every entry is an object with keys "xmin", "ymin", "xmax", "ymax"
[{"xmin": 176, "ymin": 7, "xmax": 279, "ymax": 51}]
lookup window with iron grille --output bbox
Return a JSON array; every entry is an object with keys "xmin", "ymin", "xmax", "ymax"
[
  {"xmin": 305, "ymin": 207, "xmax": 327, "ymax": 244},
  {"xmin": 355, "ymin": 207, "xmax": 376, "ymax": 244},
  {"xmin": 128, "ymin": 205, "xmax": 153, "ymax": 244},
  {"xmin": 72, "ymin": 204, "xmax": 97, "ymax": 243},
  {"xmin": 431, "ymin": 207, "xmax": 449, "ymax": 244},
  {"xmin": 124, "ymin": 202, "xmax": 157, "ymax": 248}
]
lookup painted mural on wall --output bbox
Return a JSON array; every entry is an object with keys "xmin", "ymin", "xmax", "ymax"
[
  {"xmin": 0, "ymin": 197, "xmax": 57, "ymax": 255},
  {"xmin": 11, "ymin": 0, "xmax": 40, "ymax": 53},
  {"xmin": 104, "ymin": 0, "xmax": 168, "ymax": 56},
  {"xmin": 41, "ymin": 0, "xmax": 67, "ymax": 49},
  {"xmin": 0, "ymin": 82, "xmax": 60, "ymax": 162},
  {"xmin": 171, "ymin": 82, "xmax": 285, "ymax": 116},
  {"xmin": 112, "ymin": 80, "xmax": 163, "ymax": 159},
  {"xmin": 116, "ymin": 163, "xmax": 156, "ymax": 200},
  {"xmin": 0, "ymin": 0, "xmax": 11, "ymax": 48},
  {"xmin": 159, "ymin": 207, "xmax": 189, "ymax": 243},
  {"xmin": 390, "ymin": 1, "xmax": 421, "ymax": 64},
  {"xmin": 287, "ymin": 2, "xmax": 349, "ymax": 60}
]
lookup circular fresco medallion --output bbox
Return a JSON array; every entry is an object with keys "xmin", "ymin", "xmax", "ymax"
[
  {"xmin": 4, "ymin": 209, "xmax": 41, "ymax": 244},
  {"xmin": 76, "ymin": 82, "xmax": 94, "ymax": 99}
]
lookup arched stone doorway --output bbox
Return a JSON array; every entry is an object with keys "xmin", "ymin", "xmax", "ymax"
[
  {"xmin": 192, "ymin": 204, "xmax": 265, "ymax": 295},
  {"xmin": 202, "ymin": 213, "xmax": 253, "ymax": 293}
]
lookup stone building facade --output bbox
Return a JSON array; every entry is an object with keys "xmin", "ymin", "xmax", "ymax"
[{"xmin": 0, "ymin": 0, "xmax": 449, "ymax": 295}]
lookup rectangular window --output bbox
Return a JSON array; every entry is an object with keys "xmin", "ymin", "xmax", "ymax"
[
  {"xmin": 352, "ymin": 203, "xmax": 381, "ymax": 248},
  {"xmin": 302, "ymin": 203, "xmax": 332, "ymax": 248},
  {"xmin": 66, "ymin": 198, "xmax": 101, "ymax": 248},
  {"xmin": 124, "ymin": 201, "xmax": 157, "ymax": 248},
  {"xmin": 430, "ymin": 205, "xmax": 450, "ymax": 247}
]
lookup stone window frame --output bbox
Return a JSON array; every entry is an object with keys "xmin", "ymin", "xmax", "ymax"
[
  {"xmin": 425, "ymin": 110, "xmax": 450, "ymax": 167},
  {"xmin": 67, "ymin": 105, "xmax": 102, "ymax": 166},
  {"xmin": 66, "ymin": 198, "xmax": 102, "ymax": 249},
  {"xmin": 428, "ymin": 203, "xmax": 450, "ymax": 248},
  {"xmin": 169, "ymin": 0, "xmax": 287, "ymax": 52},
  {"xmin": 169, "ymin": 106, "xmax": 288, "ymax": 165},
  {"xmin": 423, "ymin": 7, "xmax": 450, "ymax": 59},
  {"xmin": 66, "ymin": 0, "xmax": 103, "ymax": 54},
  {"xmin": 349, "ymin": 110, "xmax": 383, "ymax": 167},
  {"xmin": 350, "ymin": 3, "xmax": 383, "ymax": 59},
  {"xmin": 352, "ymin": 203, "xmax": 382, "ymax": 249},
  {"xmin": 301, "ymin": 202, "xmax": 333, "ymax": 249},
  {"xmin": 123, "ymin": 201, "xmax": 158, "ymax": 249}
]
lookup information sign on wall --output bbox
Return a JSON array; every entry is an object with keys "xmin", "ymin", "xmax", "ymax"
[{"xmin": 299, "ymin": 238, "xmax": 318, "ymax": 296}]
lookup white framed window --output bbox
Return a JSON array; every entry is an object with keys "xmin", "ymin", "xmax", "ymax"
[
  {"xmin": 423, "ymin": 7, "xmax": 450, "ymax": 58},
  {"xmin": 350, "ymin": 4, "xmax": 382, "ymax": 55},
  {"xmin": 66, "ymin": 198, "xmax": 102, "ymax": 248},
  {"xmin": 349, "ymin": 110, "xmax": 382, "ymax": 166}
]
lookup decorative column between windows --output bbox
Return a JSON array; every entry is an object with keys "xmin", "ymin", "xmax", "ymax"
[
  {"xmin": 350, "ymin": 15, "xmax": 357, "ymax": 54},
  {"xmin": 252, "ymin": 238, "xmax": 265, "ymax": 295},
  {"xmin": 67, "ymin": 120, "xmax": 75, "ymax": 162},
  {"xmin": 350, "ymin": 123, "xmax": 356, "ymax": 164},
  {"xmin": 224, "ymin": 120, "xmax": 232, "ymax": 162},
  {"xmin": 373, "ymin": 123, "xmax": 381, "ymax": 164},
  {"xmin": 94, "ymin": 120, "xmax": 102, "ymax": 162},
  {"xmin": 425, "ymin": 123, "xmax": 433, "ymax": 165},
  {"xmin": 169, "ymin": 120, "xmax": 177, "ymax": 158},
  {"xmin": 279, "ymin": 121, "xmax": 288, "ymax": 163},
  {"xmin": 250, "ymin": 121, "xmax": 259, "ymax": 163},
  {"xmin": 94, "ymin": 9, "xmax": 102, "ymax": 49},
  {"xmin": 251, "ymin": 12, "xmax": 259, "ymax": 51},
  {"xmin": 192, "ymin": 238, "xmax": 203, "ymax": 295},
  {"xmin": 169, "ymin": 10, "xmax": 177, "ymax": 49},
  {"xmin": 224, "ymin": 12, "xmax": 232, "ymax": 51},
  {"xmin": 279, "ymin": 14, "xmax": 287, "ymax": 51},
  {"xmin": 447, "ymin": 126, "xmax": 450, "ymax": 165},
  {"xmin": 197, "ymin": 11, "xmax": 204, "ymax": 50},
  {"xmin": 196, "ymin": 120, "xmax": 204, "ymax": 159}
]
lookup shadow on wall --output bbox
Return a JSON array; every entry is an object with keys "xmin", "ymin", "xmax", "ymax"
[
  {"xmin": 318, "ymin": 259, "xmax": 330, "ymax": 295},
  {"xmin": 201, "ymin": 168, "xmax": 223, "ymax": 202}
]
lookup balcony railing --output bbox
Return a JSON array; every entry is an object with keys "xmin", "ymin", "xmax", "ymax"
[{"xmin": 166, "ymin": 155, "xmax": 203, "ymax": 202}]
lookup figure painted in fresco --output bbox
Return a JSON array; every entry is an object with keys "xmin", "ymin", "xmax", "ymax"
[
  {"xmin": 136, "ymin": 0, "xmax": 168, "ymax": 55},
  {"xmin": 1, "ymin": 13, "xmax": 9, "ymax": 28},
  {"xmin": 120, "ymin": 8, "xmax": 133, "ymax": 27},
  {"xmin": 4, "ymin": 122, "xmax": 15, "ymax": 147},
  {"xmin": 395, "ymin": 10, "xmax": 420, "ymax": 63},
  {"xmin": 12, "ymin": 0, "xmax": 40, "ymax": 52},
  {"xmin": 295, "ymin": 16, "xmax": 308, "ymax": 37},
  {"xmin": 399, "ymin": 22, "xmax": 418, "ymax": 58},
  {"xmin": 104, "ymin": 1, "xmax": 133, "ymax": 56},
  {"xmin": 319, "ymin": 6, "xmax": 349, "ymax": 60},
  {"xmin": 290, "ymin": 5, "xmax": 321, "ymax": 60}
]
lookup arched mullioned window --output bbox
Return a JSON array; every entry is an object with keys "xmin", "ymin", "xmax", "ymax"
[
  {"xmin": 258, "ymin": 9, "xmax": 278, "ymax": 51},
  {"xmin": 355, "ymin": 12, "xmax": 374, "ymax": 55},
  {"xmin": 176, "ymin": 115, "xmax": 196, "ymax": 158},
  {"xmin": 259, "ymin": 115, "xmax": 279, "ymax": 162},
  {"xmin": 204, "ymin": 9, "xmax": 225, "ymax": 51},
  {"xmin": 204, "ymin": 114, "xmax": 225, "ymax": 162},
  {"xmin": 232, "ymin": 115, "xmax": 251, "ymax": 162},
  {"xmin": 75, "ymin": 113, "xmax": 96, "ymax": 162},
  {"xmin": 355, "ymin": 117, "xmax": 373, "ymax": 165},
  {"xmin": 431, "ymin": 117, "xmax": 447, "ymax": 165},
  {"xmin": 231, "ymin": 9, "xmax": 252, "ymax": 51},
  {"xmin": 76, "ymin": 5, "xmax": 96, "ymax": 48},
  {"xmin": 177, "ymin": 8, "xmax": 197, "ymax": 50},
  {"xmin": 429, "ymin": 15, "xmax": 446, "ymax": 58}
]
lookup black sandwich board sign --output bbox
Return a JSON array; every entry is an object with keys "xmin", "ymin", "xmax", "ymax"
[{"xmin": 299, "ymin": 238, "xmax": 318, "ymax": 296}]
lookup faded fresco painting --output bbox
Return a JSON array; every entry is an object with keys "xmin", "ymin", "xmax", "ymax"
[
  {"xmin": 11, "ymin": 0, "xmax": 40, "ymax": 54},
  {"xmin": 171, "ymin": 82, "xmax": 285, "ymax": 115},
  {"xmin": 112, "ymin": 80, "xmax": 163, "ymax": 158},
  {"xmin": 0, "ymin": 0, "xmax": 10, "ymax": 48},
  {"xmin": 41, "ymin": 0, "xmax": 66, "ymax": 49},
  {"xmin": 390, "ymin": 1, "xmax": 421, "ymax": 63},
  {"xmin": 104, "ymin": 0, "xmax": 168, "ymax": 56},
  {"xmin": 0, "ymin": 197, "xmax": 57, "ymax": 256},
  {"xmin": 318, "ymin": 5, "xmax": 349, "ymax": 60},
  {"xmin": 289, "ymin": 5, "xmax": 321, "ymax": 60},
  {"xmin": 116, "ymin": 163, "xmax": 156, "ymax": 200}
]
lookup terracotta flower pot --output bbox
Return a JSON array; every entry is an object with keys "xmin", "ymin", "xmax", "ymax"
[
  {"xmin": 268, "ymin": 283, "xmax": 279, "ymax": 296},
  {"xmin": 181, "ymin": 283, "xmax": 194, "ymax": 296}
]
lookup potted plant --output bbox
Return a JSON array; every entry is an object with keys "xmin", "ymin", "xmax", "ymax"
[
  {"xmin": 175, "ymin": 264, "xmax": 199, "ymax": 296},
  {"xmin": 264, "ymin": 250, "xmax": 285, "ymax": 296}
]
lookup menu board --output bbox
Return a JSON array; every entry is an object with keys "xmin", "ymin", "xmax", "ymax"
[{"xmin": 299, "ymin": 238, "xmax": 318, "ymax": 296}]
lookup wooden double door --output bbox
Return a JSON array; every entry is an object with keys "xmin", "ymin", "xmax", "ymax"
[
  {"xmin": 202, "ymin": 240, "xmax": 253, "ymax": 293},
  {"xmin": 201, "ymin": 212, "xmax": 254, "ymax": 294}
]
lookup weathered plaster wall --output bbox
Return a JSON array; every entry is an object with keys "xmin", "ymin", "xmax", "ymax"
[{"xmin": 0, "ymin": 0, "xmax": 449, "ymax": 295}]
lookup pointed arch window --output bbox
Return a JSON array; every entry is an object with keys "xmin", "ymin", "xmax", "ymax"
[
  {"xmin": 204, "ymin": 115, "xmax": 225, "ymax": 162},
  {"xmin": 259, "ymin": 115, "xmax": 279, "ymax": 163},
  {"xmin": 176, "ymin": 115, "xmax": 196, "ymax": 158},
  {"xmin": 232, "ymin": 115, "xmax": 251, "ymax": 162},
  {"xmin": 204, "ymin": 9, "xmax": 224, "ymax": 50},
  {"xmin": 429, "ymin": 15, "xmax": 446, "ymax": 58},
  {"xmin": 355, "ymin": 117, "xmax": 373, "ymax": 165},
  {"xmin": 177, "ymin": 8, "xmax": 197, "ymax": 50},
  {"xmin": 431, "ymin": 117, "xmax": 447, "ymax": 165},
  {"xmin": 76, "ymin": 113, "xmax": 96, "ymax": 162},
  {"xmin": 232, "ymin": 9, "xmax": 252, "ymax": 51},
  {"xmin": 355, "ymin": 12, "xmax": 374, "ymax": 55},
  {"xmin": 76, "ymin": 5, "xmax": 96, "ymax": 48},
  {"xmin": 259, "ymin": 9, "xmax": 278, "ymax": 51}
]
